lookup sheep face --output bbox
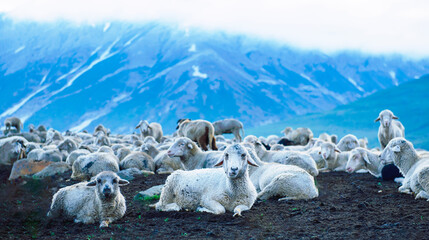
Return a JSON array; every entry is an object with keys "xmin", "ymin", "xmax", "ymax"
[
  {"xmin": 380, "ymin": 137, "xmax": 410, "ymax": 165},
  {"xmin": 214, "ymin": 144, "xmax": 258, "ymax": 179},
  {"xmin": 375, "ymin": 110, "xmax": 398, "ymax": 128},
  {"xmin": 87, "ymin": 171, "xmax": 129, "ymax": 200},
  {"xmin": 346, "ymin": 148, "xmax": 368, "ymax": 173},
  {"xmin": 167, "ymin": 138, "xmax": 193, "ymax": 158},
  {"xmin": 338, "ymin": 135, "xmax": 359, "ymax": 151},
  {"xmin": 319, "ymin": 142, "xmax": 340, "ymax": 161}
]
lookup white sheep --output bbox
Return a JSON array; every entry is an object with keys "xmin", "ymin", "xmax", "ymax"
[
  {"xmin": 119, "ymin": 152, "xmax": 155, "ymax": 172},
  {"xmin": 345, "ymin": 147, "xmax": 384, "ymax": 177},
  {"xmin": 249, "ymin": 139, "xmax": 318, "ymax": 176},
  {"xmin": 281, "ymin": 127, "xmax": 313, "ymax": 145},
  {"xmin": 359, "ymin": 138, "xmax": 368, "ymax": 149},
  {"xmin": 47, "ymin": 171, "xmax": 129, "ymax": 227},
  {"xmin": 135, "ymin": 120, "xmax": 163, "ymax": 142},
  {"xmin": 375, "ymin": 109, "xmax": 405, "ymax": 150},
  {"xmin": 4, "ymin": 117, "xmax": 23, "ymax": 134},
  {"xmin": 245, "ymin": 146, "xmax": 319, "ymax": 201},
  {"xmin": 318, "ymin": 142, "xmax": 349, "ymax": 171},
  {"xmin": 0, "ymin": 136, "xmax": 28, "ymax": 165},
  {"xmin": 212, "ymin": 119, "xmax": 244, "ymax": 142},
  {"xmin": 176, "ymin": 119, "xmax": 217, "ymax": 151},
  {"xmin": 153, "ymin": 144, "xmax": 258, "ymax": 216},
  {"xmin": 166, "ymin": 137, "xmax": 223, "ymax": 170},
  {"xmin": 72, "ymin": 152, "xmax": 120, "ymax": 181},
  {"xmin": 141, "ymin": 143, "xmax": 182, "ymax": 174},
  {"xmin": 336, "ymin": 134, "xmax": 359, "ymax": 152},
  {"xmin": 380, "ymin": 137, "xmax": 429, "ymax": 200},
  {"xmin": 66, "ymin": 149, "xmax": 91, "ymax": 166}
]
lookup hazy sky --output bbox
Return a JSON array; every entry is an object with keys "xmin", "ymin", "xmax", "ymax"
[{"xmin": 1, "ymin": 0, "xmax": 429, "ymax": 57}]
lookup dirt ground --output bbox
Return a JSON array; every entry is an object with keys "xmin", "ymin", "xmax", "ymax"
[{"xmin": 1, "ymin": 165, "xmax": 429, "ymax": 240}]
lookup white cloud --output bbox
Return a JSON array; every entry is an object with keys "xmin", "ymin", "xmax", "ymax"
[{"xmin": 2, "ymin": 0, "xmax": 429, "ymax": 57}]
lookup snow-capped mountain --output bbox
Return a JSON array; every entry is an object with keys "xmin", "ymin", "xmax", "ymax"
[{"xmin": 1, "ymin": 18, "xmax": 428, "ymax": 134}]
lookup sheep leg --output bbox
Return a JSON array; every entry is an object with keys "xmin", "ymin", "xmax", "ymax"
[
  {"xmin": 99, "ymin": 220, "xmax": 110, "ymax": 228},
  {"xmin": 198, "ymin": 135, "xmax": 208, "ymax": 151},
  {"xmin": 415, "ymin": 191, "xmax": 429, "ymax": 200},
  {"xmin": 198, "ymin": 199, "xmax": 225, "ymax": 214},
  {"xmin": 233, "ymin": 205, "xmax": 250, "ymax": 217}
]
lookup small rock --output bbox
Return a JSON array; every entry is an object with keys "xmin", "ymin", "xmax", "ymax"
[{"xmin": 134, "ymin": 184, "xmax": 164, "ymax": 201}]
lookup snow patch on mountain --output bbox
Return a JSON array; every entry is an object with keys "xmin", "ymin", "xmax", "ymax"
[
  {"xmin": 192, "ymin": 65, "xmax": 207, "ymax": 79},
  {"xmin": 347, "ymin": 77, "xmax": 364, "ymax": 92}
]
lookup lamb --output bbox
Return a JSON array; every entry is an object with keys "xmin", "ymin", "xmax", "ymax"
[
  {"xmin": 166, "ymin": 137, "xmax": 223, "ymax": 170},
  {"xmin": 71, "ymin": 152, "xmax": 120, "ymax": 181},
  {"xmin": 47, "ymin": 171, "xmax": 129, "ymax": 228},
  {"xmin": 153, "ymin": 144, "xmax": 258, "ymax": 216},
  {"xmin": 176, "ymin": 119, "xmax": 217, "ymax": 151},
  {"xmin": 250, "ymin": 140, "xmax": 318, "ymax": 176},
  {"xmin": 0, "ymin": 136, "xmax": 28, "ymax": 165},
  {"xmin": 281, "ymin": 127, "xmax": 313, "ymax": 145},
  {"xmin": 212, "ymin": 119, "xmax": 244, "ymax": 142},
  {"xmin": 135, "ymin": 120, "xmax": 163, "ymax": 142},
  {"xmin": 380, "ymin": 137, "xmax": 429, "ymax": 199},
  {"xmin": 4, "ymin": 117, "xmax": 23, "ymax": 134},
  {"xmin": 119, "ymin": 152, "xmax": 155, "ymax": 172},
  {"xmin": 375, "ymin": 109, "xmax": 405, "ymax": 150},
  {"xmin": 336, "ymin": 134, "xmax": 359, "ymax": 152},
  {"xmin": 245, "ymin": 146, "xmax": 319, "ymax": 201}
]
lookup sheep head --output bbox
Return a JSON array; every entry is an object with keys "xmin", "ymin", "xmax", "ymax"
[{"xmin": 214, "ymin": 144, "xmax": 258, "ymax": 179}]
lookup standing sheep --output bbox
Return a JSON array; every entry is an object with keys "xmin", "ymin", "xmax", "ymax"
[
  {"xmin": 375, "ymin": 109, "xmax": 405, "ymax": 150},
  {"xmin": 135, "ymin": 120, "xmax": 163, "ymax": 142},
  {"xmin": 380, "ymin": 138, "xmax": 429, "ymax": 199},
  {"xmin": 176, "ymin": 119, "xmax": 217, "ymax": 151},
  {"xmin": 4, "ymin": 117, "xmax": 23, "ymax": 134},
  {"xmin": 212, "ymin": 119, "xmax": 244, "ymax": 142},
  {"xmin": 153, "ymin": 144, "xmax": 258, "ymax": 216},
  {"xmin": 47, "ymin": 171, "xmax": 129, "ymax": 228}
]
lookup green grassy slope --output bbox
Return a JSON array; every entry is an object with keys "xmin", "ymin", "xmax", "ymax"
[{"xmin": 247, "ymin": 75, "xmax": 429, "ymax": 149}]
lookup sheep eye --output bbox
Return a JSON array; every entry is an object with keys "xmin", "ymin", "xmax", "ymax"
[
  {"xmin": 241, "ymin": 153, "xmax": 246, "ymax": 159},
  {"xmin": 112, "ymin": 179, "xmax": 118, "ymax": 184},
  {"xmin": 97, "ymin": 179, "xmax": 102, "ymax": 183},
  {"xmin": 225, "ymin": 153, "xmax": 229, "ymax": 160}
]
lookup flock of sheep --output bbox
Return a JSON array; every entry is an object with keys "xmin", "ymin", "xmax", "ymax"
[{"xmin": 1, "ymin": 109, "xmax": 428, "ymax": 229}]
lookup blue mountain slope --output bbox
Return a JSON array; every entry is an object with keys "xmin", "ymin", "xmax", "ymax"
[
  {"xmin": 247, "ymin": 75, "xmax": 429, "ymax": 149},
  {"xmin": 1, "ymin": 18, "xmax": 429, "ymax": 134}
]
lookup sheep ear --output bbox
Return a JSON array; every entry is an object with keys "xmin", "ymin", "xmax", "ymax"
[
  {"xmin": 391, "ymin": 145, "xmax": 401, "ymax": 153},
  {"xmin": 334, "ymin": 147, "xmax": 341, "ymax": 153},
  {"xmin": 187, "ymin": 143, "xmax": 193, "ymax": 149},
  {"xmin": 392, "ymin": 115, "xmax": 399, "ymax": 119},
  {"xmin": 214, "ymin": 156, "xmax": 224, "ymax": 167},
  {"xmin": 246, "ymin": 154, "xmax": 259, "ymax": 167},
  {"xmin": 118, "ymin": 179, "xmax": 129, "ymax": 186},
  {"xmin": 374, "ymin": 117, "xmax": 380, "ymax": 122},
  {"xmin": 362, "ymin": 152, "xmax": 370, "ymax": 164},
  {"xmin": 87, "ymin": 180, "xmax": 97, "ymax": 186}
]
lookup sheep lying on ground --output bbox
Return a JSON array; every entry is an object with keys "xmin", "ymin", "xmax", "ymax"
[
  {"xmin": 135, "ymin": 120, "xmax": 163, "ymax": 142},
  {"xmin": 177, "ymin": 119, "xmax": 217, "ymax": 151},
  {"xmin": 375, "ymin": 109, "xmax": 405, "ymax": 150},
  {"xmin": 281, "ymin": 127, "xmax": 313, "ymax": 145},
  {"xmin": 317, "ymin": 142, "xmax": 350, "ymax": 172},
  {"xmin": 318, "ymin": 133, "xmax": 337, "ymax": 144},
  {"xmin": 245, "ymin": 146, "xmax": 319, "ymax": 201},
  {"xmin": 119, "ymin": 152, "xmax": 155, "ymax": 172},
  {"xmin": 380, "ymin": 138, "xmax": 429, "ymax": 199},
  {"xmin": 4, "ymin": 117, "xmax": 23, "ymax": 134},
  {"xmin": 154, "ymin": 144, "xmax": 258, "ymax": 216},
  {"xmin": 0, "ymin": 136, "xmax": 28, "ymax": 165},
  {"xmin": 213, "ymin": 119, "xmax": 244, "ymax": 142},
  {"xmin": 141, "ymin": 143, "xmax": 182, "ymax": 174},
  {"xmin": 336, "ymin": 134, "xmax": 359, "ymax": 152},
  {"xmin": 249, "ymin": 139, "xmax": 318, "ymax": 176},
  {"xmin": 345, "ymin": 147, "xmax": 384, "ymax": 177},
  {"xmin": 66, "ymin": 149, "xmax": 91, "ymax": 166},
  {"xmin": 47, "ymin": 171, "xmax": 129, "ymax": 228},
  {"xmin": 166, "ymin": 137, "xmax": 222, "ymax": 170},
  {"xmin": 72, "ymin": 152, "xmax": 120, "ymax": 181}
]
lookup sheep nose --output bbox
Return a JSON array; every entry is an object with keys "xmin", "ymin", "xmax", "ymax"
[
  {"xmin": 231, "ymin": 167, "xmax": 238, "ymax": 172},
  {"xmin": 346, "ymin": 167, "xmax": 352, "ymax": 173},
  {"xmin": 103, "ymin": 187, "xmax": 111, "ymax": 194}
]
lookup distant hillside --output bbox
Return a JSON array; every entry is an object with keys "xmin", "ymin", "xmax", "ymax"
[{"xmin": 247, "ymin": 75, "xmax": 429, "ymax": 149}]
